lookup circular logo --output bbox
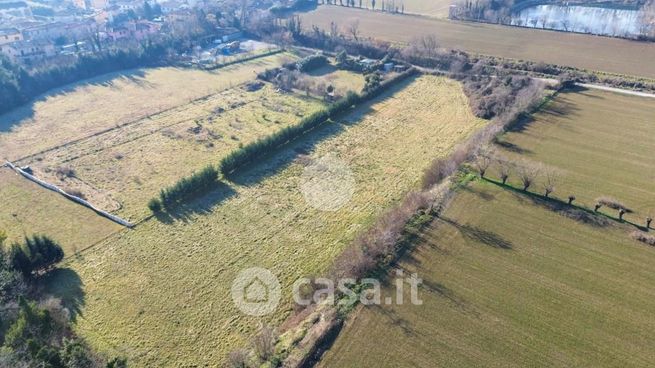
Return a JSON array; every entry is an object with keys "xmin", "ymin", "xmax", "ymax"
[
  {"xmin": 300, "ymin": 155, "xmax": 355, "ymax": 212},
  {"xmin": 231, "ymin": 267, "xmax": 281, "ymax": 317}
]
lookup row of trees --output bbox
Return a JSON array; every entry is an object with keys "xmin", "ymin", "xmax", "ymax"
[
  {"xmin": 220, "ymin": 67, "xmax": 417, "ymax": 176},
  {"xmin": 0, "ymin": 232, "xmax": 126, "ymax": 367},
  {"xmin": 0, "ymin": 42, "xmax": 168, "ymax": 116},
  {"xmin": 148, "ymin": 165, "xmax": 219, "ymax": 212},
  {"xmin": 474, "ymin": 152, "xmax": 652, "ymax": 226}
]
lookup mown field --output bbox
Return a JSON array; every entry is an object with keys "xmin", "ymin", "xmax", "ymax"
[
  {"xmin": 318, "ymin": 89, "xmax": 655, "ymax": 367},
  {"xmin": 0, "ymin": 52, "xmax": 297, "ymax": 162},
  {"xmin": 497, "ymin": 87, "xmax": 655, "ymax": 220},
  {"xmin": 301, "ymin": 6, "xmax": 655, "ymax": 79},
  {"xmin": 48, "ymin": 75, "xmax": 485, "ymax": 367},
  {"xmin": 18, "ymin": 84, "xmax": 327, "ymax": 221},
  {"xmin": 7, "ymin": 57, "xmax": 365, "ymax": 221},
  {"xmin": 364, "ymin": 0, "xmax": 452, "ymax": 18},
  {"xmin": 0, "ymin": 167, "xmax": 122, "ymax": 255}
]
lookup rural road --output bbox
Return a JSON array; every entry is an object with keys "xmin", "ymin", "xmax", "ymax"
[
  {"xmin": 579, "ymin": 84, "xmax": 655, "ymax": 98},
  {"xmin": 301, "ymin": 6, "xmax": 655, "ymax": 79}
]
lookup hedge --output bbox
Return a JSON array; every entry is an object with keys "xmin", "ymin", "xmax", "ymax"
[
  {"xmin": 219, "ymin": 67, "xmax": 417, "ymax": 176},
  {"xmin": 149, "ymin": 165, "xmax": 219, "ymax": 212}
]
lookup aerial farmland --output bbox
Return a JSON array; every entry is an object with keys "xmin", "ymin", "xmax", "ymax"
[{"xmin": 0, "ymin": 1, "xmax": 654, "ymax": 367}]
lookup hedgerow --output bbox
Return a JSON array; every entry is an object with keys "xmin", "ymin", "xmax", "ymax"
[
  {"xmin": 149, "ymin": 165, "xmax": 219, "ymax": 212},
  {"xmin": 219, "ymin": 67, "xmax": 417, "ymax": 176}
]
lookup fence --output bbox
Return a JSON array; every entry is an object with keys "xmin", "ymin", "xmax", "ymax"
[{"xmin": 3, "ymin": 162, "xmax": 133, "ymax": 228}]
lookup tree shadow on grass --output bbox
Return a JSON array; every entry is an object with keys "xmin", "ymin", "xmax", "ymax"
[
  {"xmin": 154, "ymin": 181, "xmax": 237, "ymax": 224},
  {"xmin": 482, "ymin": 178, "xmax": 623, "ymax": 229},
  {"xmin": 370, "ymin": 304, "xmax": 416, "ymax": 337},
  {"xmin": 0, "ymin": 69, "xmax": 148, "ymax": 133},
  {"xmin": 439, "ymin": 217, "xmax": 514, "ymax": 250},
  {"xmin": 462, "ymin": 185, "xmax": 496, "ymax": 201},
  {"xmin": 226, "ymin": 77, "xmax": 416, "ymax": 187},
  {"xmin": 493, "ymin": 138, "xmax": 533, "ymax": 155},
  {"xmin": 40, "ymin": 268, "xmax": 85, "ymax": 322},
  {"xmin": 306, "ymin": 64, "xmax": 338, "ymax": 77}
]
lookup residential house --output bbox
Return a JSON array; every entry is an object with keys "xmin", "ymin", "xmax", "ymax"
[
  {"xmin": 0, "ymin": 40, "xmax": 56, "ymax": 63},
  {"xmin": 0, "ymin": 28, "xmax": 22, "ymax": 45},
  {"xmin": 216, "ymin": 27, "xmax": 241, "ymax": 42},
  {"xmin": 0, "ymin": 1, "xmax": 32, "ymax": 19}
]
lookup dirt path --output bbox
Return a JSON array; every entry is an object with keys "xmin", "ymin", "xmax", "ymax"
[{"xmin": 579, "ymin": 84, "xmax": 655, "ymax": 98}]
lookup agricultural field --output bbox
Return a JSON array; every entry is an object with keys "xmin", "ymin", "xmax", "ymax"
[
  {"xmin": 0, "ymin": 52, "xmax": 298, "ymax": 162},
  {"xmin": 0, "ymin": 167, "xmax": 123, "ymax": 255},
  {"xmin": 384, "ymin": 0, "xmax": 453, "ymax": 18},
  {"xmin": 317, "ymin": 89, "xmax": 655, "ymax": 367},
  {"xmin": 301, "ymin": 6, "xmax": 655, "ymax": 79},
  {"xmin": 17, "ymin": 84, "xmax": 326, "ymax": 221},
  {"xmin": 48, "ymin": 75, "xmax": 486, "ymax": 366},
  {"xmin": 497, "ymin": 87, "xmax": 655, "ymax": 220}
]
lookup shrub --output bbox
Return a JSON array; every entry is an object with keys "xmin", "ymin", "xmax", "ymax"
[
  {"xmin": 252, "ymin": 325, "xmax": 277, "ymax": 362},
  {"xmin": 9, "ymin": 235, "xmax": 64, "ymax": 277},
  {"xmin": 631, "ymin": 231, "xmax": 655, "ymax": 246},
  {"xmin": 227, "ymin": 349, "xmax": 250, "ymax": 368},
  {"xmin": 596, "ymin": 197, "xmax": 633, "ymax": 213},
  {"xmin": 148, "ymin": 198, "xmax": 162, "ymax": 213},
  {"xmin": 296, "ymin": 54, "xmax": 329, "ymax": 72},
  {"xmin": 152, "ymin": 165, "xmax": 219, "ymax": 211}
]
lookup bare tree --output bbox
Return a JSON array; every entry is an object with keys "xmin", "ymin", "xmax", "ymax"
[
  {"xmin": 348, "ymin": 20, "xmax": 360, "ymax": 41},
  {"xmin": 516, "ymin": 160, "xmax": 541, "ymax": 191},
  {"xmin": 228, "ymin": 349, "xmax": 250, "ymax": 368},
  {"xmin": 474, "ymin": 148, "xmax": 492, "ymax": 178},
  {"xmin": 252, "ymin": 325, "xmax": 277, "ymax": 362},
  {"xmin": 561, "ymin": 19, "xmax": 570, "ymax": 32},
  {"xmin": 420, "ymin": 34, "xmax": 439, "ymax": 58},
  {"xmin": 330, "ymin": 21, "xmax": 340, "ymax": 38},
  {"xmin": 496, "ymin": 156, "xmax": 513, "ymax": 185},
  {"xmin": 541, "ymin": 166, "xmax": 559, "ymax": 197}
]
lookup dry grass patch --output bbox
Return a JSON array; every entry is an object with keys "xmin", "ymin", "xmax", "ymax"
[
  {"xmin": 0, "ymin": 53, "xmax": 298, "ymax": 161},
  {"xmin": 52, "ymin": 75, "xmax": 484, "ymax": 367},
  {"xmin": 0, "ymin": 167, "xmax": 123, "ymax": 255},
  {"xmin": 20, "ymin": 84, "xmax": 325, "ymax": 220}
]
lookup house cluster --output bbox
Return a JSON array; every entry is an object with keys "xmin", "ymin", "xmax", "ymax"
[{"xmin": 0, "ymin": 0, "xmax": 197, "ymax": 65}]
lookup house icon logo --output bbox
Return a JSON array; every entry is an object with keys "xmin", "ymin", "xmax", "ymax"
[{"xmin": 231, "ymin": 267, "xmax": 281, "ymax": 316}]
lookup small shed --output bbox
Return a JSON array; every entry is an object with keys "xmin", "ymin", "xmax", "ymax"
[{"xmin": 383, "ymin": 62, "xmax": 394, "ymax": 72}]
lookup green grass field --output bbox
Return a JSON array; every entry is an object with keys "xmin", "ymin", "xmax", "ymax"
[
  {"xmin": 497, "ymin": 87, "xmax": 655, "ymax": 221},
  {"xmin": 301, "ymin": 6, "xmax": 655, "ymax": 79},
  {"xmin": 48, "ymin": 75, "xmax": 485, "ymax": 367},
  {"xmin": 0, "ymin": 167, "xmax": 123, "ymax": 255},
  {"xmin": 317, "ymin": 88, "xmax": 655, "ymax": 367}
]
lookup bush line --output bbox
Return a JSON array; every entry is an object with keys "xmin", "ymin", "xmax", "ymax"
[
  {"xmin": 219, "ymin": 67, "xmax": 418, "ymax": 176},
  {"xmin": 148, "ymin": 165, "xmax": 219, "ymax": 213}
]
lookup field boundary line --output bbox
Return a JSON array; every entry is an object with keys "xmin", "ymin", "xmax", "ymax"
[
  {"xmin": 4, "ymin": 161, "xmax": 134, "ymax": 228},
  {"xmin": 56, "ymin": 93, "xmax": 266, "ymax": 164},
  {"xmin": 12, "ymin": 53, "xmax": 289, "ymax": 164}
]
